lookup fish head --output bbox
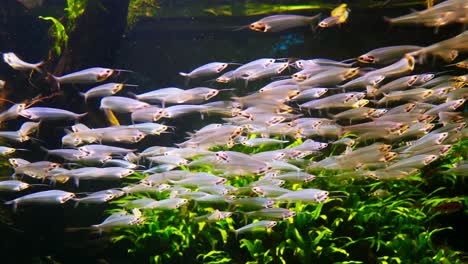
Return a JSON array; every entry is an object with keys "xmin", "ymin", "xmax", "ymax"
[
  {"xmin": 273, "ymin": 152, "xmax": 286, "ymax": 160},
  {"xmin": 295, "ymin": 60, "xmax": 305, "ymax": 69},
  {"xmin": 97, "ymin": 68, "xmax": 114, "ymax": 82},
  {"xmin": 358, "ymin": 54, "xmax": 375, "ymax": 63},
  {"xmin": 16, "ymin": 182, "xmax": 30, "ymax": 191},
  {"xmin": 315, "ymin": 191, "xmax": 329, "ymax": 203},
  {"xmin": 370, "ymin": 75, "xmax": 385, "ymax": 85},
  {"xmin": 378, "ymin": 144, "xmax": 392, "ymax": 152},
  {"xmin": 423, "ymin": 90, "xmax": 434, "ymax": 98},
  {"xmin": 249, "ymin": 21, "xmax": 268, "ymax": 32},
  {"xmin": 18, "ymin": 109, "xmax": 34, "ymax": 119},
  {"xmin": 220, "ymin": 211, "xmax": 233, "ymax": 219},
  {"xmin": 216, "ymin": 76, "xmax": 230, "ymax": 83},
  {"xmin": 266, "ymin": 116, "xmax": 286, "ymax": 126},
  {"xmin": 404, "ymin": 103, "xmax": 416, "ymax": 112},
  {"xmin": 275, "ymin": 179, "xmax": 285, "ymax": 186},
  {"xmin": 452, "ymin": 99, "xmax": 465, "ymax": 109},
  {"xmin": 292, "ymin": 73, "xmax": 307, "ymax": 81},
  {"xmin": 2, "ymin": 147, "xmax": 16, "ymax": 155},
  {"xmin": 252, "ymin": 187, "xmax": 264, "ymax": 196},
  {"xmin": 133, "ymin": 132, "xmax": 146, "ymax": 143},
  {"xmin": 439, "ymin": 145, "xmax": 453, "ymax": 156},
  {"xmin": 158, "ymin": 184, "xmax": 171, "ymax": 192},
  {"xmin": 204, "ymin": 89, "xmax": 219, "ymax": 100},
  {"xmin": 176, "ymin": 199, "xmax": 189, "ymax": 208},
  {"xmin": 60, "ymin": 192, "xmax": 76, "ymax": 203},
  {"xmin": 404, "ymin": 55, "xmax": 415, "ymax": 70},
  {"xmin": 407, "ymin": 75, "xmax": 419, "ymax": 86},
  {"xmin": 420, "ymin": 74, "xmax": 435, "ymax": 83},
  {"xmin": 215, "ymin": 177, "xmax": 227, "ymax": 185},
  {"xmin": 215, "ymin": 151, "xmax": 229, "ymax": 162},
  {"xmin": 216, "ymin": 63, "xmax": 229, "ymax": 73},
  {"xmin": 437, "ymin": 133, "xmax": 449, "ymax": 144},
  {"xmin": 276, "ymin": 63, "xmax": 289, "ymax": 74},
  {"xmin": 266, "ymin": 221, "xmax": 278, "ymax": 228},
  {"xmin": 112, "ymin": 84, "xmax": 125, "ymax": 94},
  {"xmin": 383, "ymin": 152, "xmax": 398, "ymax": 162},
  {"xmin": 283, "ymin": 210, "xmax": 296, "ymax": 219},
  {"xmin": 287, "ymin": 90, "xmax": 301, "ymax": 100},
  {"xmin": 265, "ymin": 200, "xmax": 276, "ymax": 208},
  {"xmin": 121, "ymin": 169, "xmax": 135, "ymax": 177},
  {"xmin": 418, "ymin": 114, "xmax": 436, "ymax": 123},
  {"xmin": 304, "ymin": 174, "xmax": 316, "ymax": 182},
  {"xmin": 353, "ymin": 99, "xmax": 369, "ymax": 108},
  {"xmin": 9, "ymin": 158, "xmax": 25, "ymax": 168},
  {"xmin": 424, "ymin": 155, "xmax": 438, "ymax": 165},
  {"xmin": 257, "ymin": 165, "xmax": 272, "ymax": 175}
]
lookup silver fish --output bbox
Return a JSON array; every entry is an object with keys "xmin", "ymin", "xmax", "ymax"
[
  {"xmin": 19, "ymin": 107, "xmax": 86, "ymax": 121},
  {"xmin": 3, "ymin": 52, "xmax": 43, "ymax": 72},
  {"xmin": 249, "ymin": 14, "xmax": 321, "ymax": 32},
  {"xmin": 234, "ymin": 220, "xmax": 277, "ymax": 237},
  {"xmin": 100, "ymin": 96, "xmax": 150, "ymax": 113},
  {"xmin": 179, "ymin": 62, "xmax": 228, "ymax": 79},
  {"xmin": 5, "ymin": 190, "xmax": 75, "ymax": 211}
]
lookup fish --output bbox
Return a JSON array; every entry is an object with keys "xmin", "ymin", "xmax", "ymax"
[
  {"xmin": 234, "ymin": 220, "xmax": 277, "ymax": 237},
  {"xmin": 5, "ymin": 190, "xmax": 75, "ymax": 211},
  {"xmin": 90, "ymin": 210, "xmax": 143, "ymax": 233},
  {"xmin": 0, "ymin": 104, "xmax": 26, "ymax": 124},
  {"xmin": 100, "ymin": 96, "xmax": 150, "ymax": 113},
  {"xmin": 248, "ymin": 14, "xmax": 321, "ymax": 32},
  {"xmin": 0, "ymin": 180, "xmax": 30, "ymax": 192},
  {"xmin": 358, "ymin": 45, "xmax": 421, "ymax": 64},
  {"xmin": 19, "ymin": 107, "xmax": 86, "ymax": 121},
  {"xmin": 81, "ymin": 83, "xmax": 137, "ymax": 101},
  {"xmin": 245, "ymin": 208, "xmax": 296, "ymax": 220},
  {"xmin": 275, "ymin": 188, "xmax": 329, "ymax": 203},
  {"xmin": 50, "ymin": 67, "xmax": 120, "ymax": 86},
  {"xmin": 179, "ymin": 62, "xmax": 228, "ymax": 79},
  {"xmin": 2, "ymin": 52, "xmax": 44, "ymax": 73}
]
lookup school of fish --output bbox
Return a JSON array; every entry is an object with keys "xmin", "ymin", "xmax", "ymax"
[{"xmin": 0, "ymin": 0, "xmax": 467, "ymax": 237}]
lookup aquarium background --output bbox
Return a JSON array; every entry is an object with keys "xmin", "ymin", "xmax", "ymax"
[{"xmin": 0, "ymin": 0, "xmax": 466, "ymax": 263}]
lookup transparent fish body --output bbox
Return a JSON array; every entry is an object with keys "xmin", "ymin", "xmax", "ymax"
[
  {"xmin": 249, "ymin": 14, "xmax": 320, "ymax": 32},
  {"xmin": 245, "ymin": 208, "xmax": 296, "ymax": 220},
  {"xmin": 55, "ymin": 67, "xmax": 114, "ymax": 84},
  {"xmin": 2, "ymin": 52, "xmax": 43, "ymax": 71},
  {"xmin": 180, "ymin": 62, "xmax": 228, "ymax": 79},
  {"xmin": 100, "ymin": 96, "xmax": 150, "ymax": 113},
  {"xmin": 0, "ymin": 180, "xmax": 29, "ymax": 192},
  {"xmin": 19, "ymin": 107, "xmax": 86, "ymax": 121},
  {"xmin": 82, "ymin": 83, "xmax": 127, "ymax": 101},
  {"xmin": 275, "ymin": 188, "xmax": 329, "ymax": 203},
  {"xmin": 6, "ymin": 190, "xmax": 75, "ymax": 208},
  {"xmin": 358, "ymin": 45, "xmax": 421, "ymax": 64},
  {"xmin": 0, "ymin": 104, "xmax": 26, "ymax": 123}
]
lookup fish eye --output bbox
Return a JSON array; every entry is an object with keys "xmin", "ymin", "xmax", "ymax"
[{"xmin": 249, "ymin": 24, "xmax": 255, "ymax": 28}]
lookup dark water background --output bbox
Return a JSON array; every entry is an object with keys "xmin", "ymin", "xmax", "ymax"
[{"xmin": 0, "ymin": 1, "xmax": 465, "ymax": 263}]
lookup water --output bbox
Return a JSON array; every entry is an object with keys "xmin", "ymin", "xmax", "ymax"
[{"xmin": 0, "ymin": 1, "xmax": 466, "ymax": 263}]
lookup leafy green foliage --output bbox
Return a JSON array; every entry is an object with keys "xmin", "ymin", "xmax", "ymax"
[
  {"xmin": 38, "ymin": 16, "xmax": 68, "ymax": 56},
  {"xmin": 39, "ymin": 0, "xmax": 88, "ymax": 56},
  {"xmin": 106, "ymin": 138, "xmax": 467, "ymax": 263}
]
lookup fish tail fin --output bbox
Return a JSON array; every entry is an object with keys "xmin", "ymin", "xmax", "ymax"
[
  {"xmin": 179, "ymin": 72, "xmax": 189, "ymax": 77},
  {"xmin": 46, "ymin": 73, "xmax": 60, "ymax": 90},
  {"xmin": 383, "ymin": 16, "xmax": 393, "ymax": 23},
  {"xmin": 127, "ymin": 92, "xmax": 138, "ymax": 99},
  {"xmin": 5, "ymin": 200, "xmax": 17, "ymax": 212},
  {"xmin": 77, "ymin": 112, "xmax": 88, "ymax": 120}
]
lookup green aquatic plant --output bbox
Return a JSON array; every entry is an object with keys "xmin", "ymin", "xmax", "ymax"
[
  {"xmin": 39, "ymin": 0, "xmax": 88, "ymax": 56},
  {"xmin": 106, "ymin": 137, "xmax": 467, "ymax": 263},
  {"xmin": 39, "ymin": 16, "xmax": 68, "ymax": 56},
  {"xmin": 127, "ymin": 0, "xmax": 160, "ymax": 29},
  {"xmin": 65, "ymin": 0, "xmax": 88, "ymax": 31}
]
